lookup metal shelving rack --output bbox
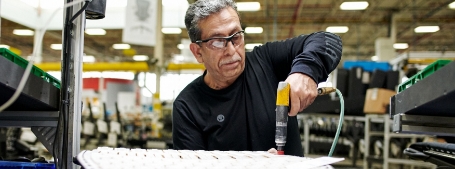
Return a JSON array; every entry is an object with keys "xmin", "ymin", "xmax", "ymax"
[
  {"xmin": 363, "ymin": 114, "xmax": 436, "ymax": 169},
  {"xmin": 300, "ymin": 113, "xmax": 366, "ymax": 167},
  {"xmin": 390, "ymin": 61, "xmax": 455, "ymax": 167}
]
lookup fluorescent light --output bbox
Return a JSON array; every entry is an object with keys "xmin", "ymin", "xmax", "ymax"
[
  {"xmin": 85, "ymin": 28, "xmax": 106, "ymax": 35},
  {"xmin": 237, "ymin": 2, "xmax": 260, "ymax": 11},
  {"xmin": 13, "ymin": 29, "xmax": 34, "ymax": 36},
  {"xmin": 0, "ymin": 44, "xmax": 10, "ymax": 49},
  {"xmin": 50, "ymin": 44, "xmax": 62, "ymax": 50},
  {"xmin": 340, "ymin": 1, "xmax": 369, "ymax": 10},
  {"xmin": 326, "ymin": 26, "xmax": 349, "ymax": 33},
  {"xmin": 371, "ymin": 56, "xmax": 379, "ymax": 61},
  {"xmin": 449, "ymin": 1, "xmax": 455, "ymax": 9},
  {"xmin": 83, "ymin": 55, "xmax": 96, "ymax": 63},
  {"xmin": 393, "ymin": 43, "xmax": 408, "ymax": 49},
  {"xmin": 133, "ymin": 55, "xmax": 149, "ymax": 61},
  {"xmin": 162, "ymin": 28, "xmax": 182, "ymax": 34},
  {"xmin": 245, "ymin": 43, "xmax": 262, "ymax": 50},
  {"xmin": 414, "ymin": 26, "xmax": 439, "ymax": 33},
  {"xmin": 113, "ymin": 44, "xmax": 131, "ymax": 49},
  {"xmin": 245, "ymin": 27, "xmax": 263, "ymax": 34},
  {"xmin": 177, "ymin": 44, "xmax": 185, "ymax": 49}
]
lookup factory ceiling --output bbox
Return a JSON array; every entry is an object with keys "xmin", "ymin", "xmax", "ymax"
[{"xmin": 1, "ymin": 0, "xmax": 455, "ymax": 68}]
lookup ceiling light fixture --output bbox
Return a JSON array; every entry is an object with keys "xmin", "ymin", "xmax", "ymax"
[
  {"xmin": 326, "ymin": 26, "xmax": 349, "ymax": 33},
  {"xmin": 245, "ymin": 43, "xmax": 262, "ymax": 50},
  {"xmin": 449, "ymin": 1, "xmax": 455, "ymax": 9},
  {"xmin": 414, "ymin": 26, "xmax": 440, "ymax": 33},
  {"xmin": 85, "ymin": 28, "xmax": 106, "ymax": 35},
  {"xmin": 177, "ymin": 44, "xmax": 185, "ymax": 49},
  {"xmin": 237, "ymin": 2, "xmax": 260, "ymax": 11},
  {"xmin": 162, "ymin": 28, "xmax": 182, "ymax": 34},
  {"xmin": 133, "ymin": 55, "xmax": 149, "ymax": 61},
  {"xmin": 13, "ymin": 29, "xmax": 34, "ymax": 36},
  {"xmin": 83, "ymin": 55, "xmax": 96, "ymax": 63},
  {"xmin": 113, "ymin": 44, "xmax": 131, "ymax": 49},
  {"xmin": 245, "ymin": 27, "xmax": 263, "ymax": 34},
  {"xmin": 393, "ymin": 43, "xmax": 409, "ymax": 49},
  {"xmin": 50, "ymin": 44, "xmax": 63, "ymax": 50},
  {"xmin": 0, "ymin": 44, "xmax": 10, "ymax": 49},
  {"xmin": 340, "ymin": 1, "xmax": 369, "ymax": 10}
]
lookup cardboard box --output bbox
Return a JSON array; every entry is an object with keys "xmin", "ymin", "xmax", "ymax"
[{"xmin": 363, "ymin": 88, "xmax": 396, "ymax": 114}]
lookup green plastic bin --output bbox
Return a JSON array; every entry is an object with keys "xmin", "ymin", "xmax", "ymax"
[
  {"xmin": 398, "ymin": 60, "xmax": 452, "ymax": 92},
  {"xmin": 0, "ymin": 48, "xmax": 61, "ymax": 89}
]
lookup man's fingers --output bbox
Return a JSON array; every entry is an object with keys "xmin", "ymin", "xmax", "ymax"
[
  {"xmin": 289, "ymin": 93, "xmax": 300, "ymax": 116},
  {"xmin": 300, "ymin": 89, "xmax": 317, "ymax": 111},
  {"xmin": 268, "ymin": 148, "xmax": 278, "ymax": 155}
]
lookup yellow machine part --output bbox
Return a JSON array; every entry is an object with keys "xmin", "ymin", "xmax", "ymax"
[
  {"xmin": 276, "ymin": 82, "xmax": 290, "ymax": 106},
  {"xmin": 36, "ymin": 62, "xmax": 206, "ymax": 72},
  {"xmin": 36, "ymin": 62, "xmax": 149, "ymax": 72}
]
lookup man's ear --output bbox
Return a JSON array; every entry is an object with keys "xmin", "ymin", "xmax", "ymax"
[{"xmin": 190, "ymin": 43, "xmax": 203, "ymax": 63}]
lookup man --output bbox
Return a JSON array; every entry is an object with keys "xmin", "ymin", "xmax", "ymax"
[{"xmin": 172, "ymin": 0, "xmax": 342, "ymax": 156}]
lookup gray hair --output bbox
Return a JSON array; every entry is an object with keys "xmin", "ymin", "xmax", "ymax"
[{"xmin": 185, "ymin": 0, "xmax": 239, "ymax": 43}]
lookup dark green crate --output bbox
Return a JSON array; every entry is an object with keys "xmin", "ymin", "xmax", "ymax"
[
  {"xmin": 398, "ymin": 60, "xmax": 452, "ymax": 92},
  {"xmin": 45, "ymin": 73, "xmax": 61, "ymax": 89},
  {"xmin": 0, "ymin": 48, "xmax": 14, "ymax": 61},
  {"xmin": 0, "ymin": 48, "xmax": 28, "ymax": 69},
  {"xmin": 32, "ymin": 66, "xmax": 46, "ymax": 78},
  {"xmin": 0, "ymin": 48, "xmax": 61, "ymax": 89},
  {"xmin": 1, "ymin": 48, "xmax": 27, "ymax": 69}
]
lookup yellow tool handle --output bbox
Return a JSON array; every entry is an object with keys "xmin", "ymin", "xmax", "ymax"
[{"xmin": 276, "ymin": 82, "xmax": 290, "ymax": 106}]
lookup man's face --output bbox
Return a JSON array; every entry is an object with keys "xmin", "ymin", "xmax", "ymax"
[{"xmin": 190, "ymin": 7, "xmax": 246, "ymax": 83}]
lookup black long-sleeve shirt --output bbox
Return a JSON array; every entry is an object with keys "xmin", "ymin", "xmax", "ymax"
[{"xmin": 172, "ymin": 31, "xmax": 342, "ymax": 156}]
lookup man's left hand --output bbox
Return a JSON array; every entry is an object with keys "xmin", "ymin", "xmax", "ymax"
[{"xmin": 285, "ymin": 73, "xmax": 318, "ymax": 116}]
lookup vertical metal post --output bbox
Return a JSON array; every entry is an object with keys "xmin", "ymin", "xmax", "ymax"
[
  {"xmin": 304, "ymin": 116, "xmax": 309, "ymax": 155},
  {"xmin": 272, "ymin": 0, "xmax": 277, "ymax": 41},
  {"xmin": 383, "ymin": 115, "xmax": 390, "ymax": 169},
  {"xmin": 154, "ymin": 0, "xmax": 163, "ymax": 100},
  {"xmin": 363, "ymin": 115, "xmax": 370, "ymax": 169},
  {"xmin": 356, "ymin": 24, "xmax": 360, "ymax": 61},
  {"xmin": 390, "ymin": 14, "xmax": 396, "ymax": 44},
  {"xmin": 62, "ymin": 0, "xmax": 84, "ymax": 168},
  {"xmin": 33, "ymin": 29, "xmax": 44, "ymax": 64},
  {"xmin": 264, "ymin": 0, "xmax": 269, "ymax": 42}
]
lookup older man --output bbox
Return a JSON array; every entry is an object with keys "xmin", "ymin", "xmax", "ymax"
[{"xmin": 172, "ymin": 0, "xmax": 342, "ymax": 156}]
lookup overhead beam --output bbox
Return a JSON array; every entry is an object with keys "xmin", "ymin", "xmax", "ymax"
[
  {"xmin": 35, "ymin": 62, "xmax": 207, "ymax": 71},
  {"xmin": 36, "ymin": 62, "xmax": 149, "ymax": 72},
  {"xmin": 396, "ymin": 0, "xmax": 454, "ymax": 38}
]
